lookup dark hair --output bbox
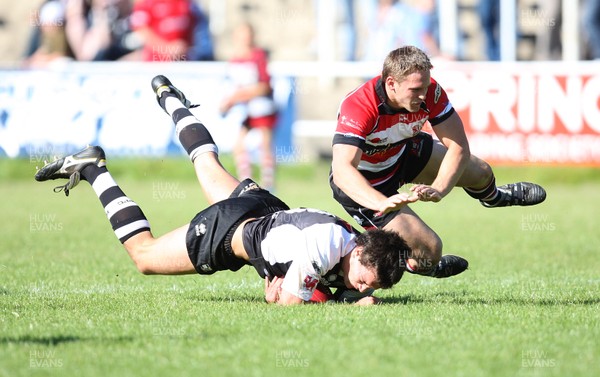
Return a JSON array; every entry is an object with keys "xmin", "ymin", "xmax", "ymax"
[
  {"xmin": 382, "ymin": 46, "xmax": 433, "ymax": 82},
  {"xmin": 355, "ymin": 229, "xmax": 410, "ymax": 289}
]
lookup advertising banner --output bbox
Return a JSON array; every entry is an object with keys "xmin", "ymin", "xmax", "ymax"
[
  {"xmin": 1, "ymin": 61, "xmax": 598, "ymax": 165},
  {"xmin": 433, "ymin": 62, "xmax": 600, "ymax": 165}
]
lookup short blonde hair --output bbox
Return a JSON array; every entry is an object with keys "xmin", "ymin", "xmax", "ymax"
[{"xmin": 382, "ymin": 46, "xmax": 433, "ymax": 81}]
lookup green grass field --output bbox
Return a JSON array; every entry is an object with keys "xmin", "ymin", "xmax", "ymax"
[{"xmin": 1, "ymin": 157, "xmax": 599, "ymax": 377}]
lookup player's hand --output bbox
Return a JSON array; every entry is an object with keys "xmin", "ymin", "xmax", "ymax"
[
  {"xmin": 374, "ymin": 192, "xmax": 419, "ymax": 216},
  {"xmin": 264, "ymin": 276, "xmax": 283, "ymax": 303},
  {"xmin": 219, "ymin": 97, "xmax": 234, "ymax": 114},
  {"xmin": 354, "ymin": 295, "xmax": 380, "ymax": 306},
  {"xmin": 410, "ymin": 184, "xmax": 443, "ymax": 202}
]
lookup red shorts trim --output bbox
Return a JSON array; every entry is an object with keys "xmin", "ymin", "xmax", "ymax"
[{"xmin": 246, "ymin": 114, "xmax": 278, "ymax": 129}]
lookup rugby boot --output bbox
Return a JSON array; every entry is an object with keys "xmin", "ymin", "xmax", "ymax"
[
  {"xmin": 482, "ymin": 182, "xmax": 546, "ymax": 208},
  {"xmin": 35, "ymin": 145, "xmax": 106, "ymax": 196},
  {"xmin": 430, "ymin": 254, "xmax": 469, "ymax": 278},
  {"xmin": 151, "ymin": 75, "xmax": 198, "ymax": 112}
]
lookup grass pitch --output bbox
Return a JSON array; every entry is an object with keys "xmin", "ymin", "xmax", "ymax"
[{"xmin": 1, "ymin": 157, "xmax": 599, "ymax": 377}]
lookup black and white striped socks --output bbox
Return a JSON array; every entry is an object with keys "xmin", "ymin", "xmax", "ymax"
[
  {"xmin": 160, "ymin": 93, "xmax": 218, "ymax": 162},
  {"xmin": 464, "ymin": 175, "xmax": 503, "ymax": 207},
  {"xmin": 81, "ymin": 165, "xmax": 150, "ymax": 243}
]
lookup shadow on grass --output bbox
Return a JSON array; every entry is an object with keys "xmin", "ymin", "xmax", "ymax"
[
  {"xmin": 0, "ymin": 335, "xmax": 134, "ymax": 346},
  {"xmin": 384, "ymin": 291, "xmax": 600, "ymax": 306},
  {"xmin": 183, "ymin": 295, "xmax": 263, "ymax": 304}
]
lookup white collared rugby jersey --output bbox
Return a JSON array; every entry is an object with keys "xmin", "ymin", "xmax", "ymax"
[{"xmin": 242, "ymin": 208, "xmax": 358, "ymax": 301}]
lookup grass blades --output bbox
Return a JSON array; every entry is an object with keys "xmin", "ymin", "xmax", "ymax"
[{"xmin": 1, "ymin": 158, "xmax": 599, "ymax": 377}]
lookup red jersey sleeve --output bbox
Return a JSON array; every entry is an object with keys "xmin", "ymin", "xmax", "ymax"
[
  {"xmin": 425, "ymin": 78, "xmax": 455, "ymax": 126},
  {"xmin": 332, "ymin": 78, "xmax": 380, "ymax": 149}
]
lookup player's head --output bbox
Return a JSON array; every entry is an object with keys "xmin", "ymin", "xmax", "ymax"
[
  {"xmin": 382, "ymin": 46, "xmax": 433, "ymax": 81},
  {"xmin": 382, "ymin": 46, "xmax": 432, "ymax": 112},
  {"xmin": 233, "ymin": 22, "xmax": 256, "ymax": 48},
  {"xmin": 344, "ymin": 229, "xmax": 410, "ymax": 292}
]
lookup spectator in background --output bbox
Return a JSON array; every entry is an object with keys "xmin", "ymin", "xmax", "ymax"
[
  {"xmin": 187, "ymin": 1, "xmax": 214, "ymax": 61},
  {"xmin": 65, "ymin": 0, "xmax": 136, "ymax": 61},
  {"xmin": 533, "ymin": 0, "xmax": 561, "ymax": 60},
  {"xmin": 24, "ymin": 0, "xmax": 73, "ymax": 68},
  {"xmin": 129, "ymin": 0, "xmax": 196, "ymax": 62},
  {"xmin": 478, "ymin": 0, "xmax": 500, "ymax": 61},
  {"xmin": 339, "ymin": 0, "xmax": 357, "ymax": 61},
  {"xmin": 220, "ymin": 23, "xmax": 277, "ymax": 192},
  {"xmin": 409, "ymin": 0, "xmax": 443, "ymax": 58},
  {"xmin": 360, "ymin": 0, "xmax": 441, "ymax": 62},
  {"xmin": 584, "ymin": 0, "xmax": 600, "ymax": 59}
]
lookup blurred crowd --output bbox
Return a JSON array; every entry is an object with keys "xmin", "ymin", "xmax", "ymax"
[
  {"xmin": 23, "ymin": 0, "xmax": 214, "ymax": 68},
  {"xmin": 20, "ymin": 0, "xmax": 600, "ymax": 68}
]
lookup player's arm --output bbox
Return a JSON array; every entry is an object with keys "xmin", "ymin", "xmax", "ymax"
[
  {"xmin": 264, "ymin": 276, "xmax": 303, "ymax": 305},
  {"xmin": 220, "ymin": 82, "xmax": 272, "ymax": 112},
  {"xmin": 413, "ymin": 111, "xmax": 470, "ymax": 200},
  {"xmin": 332, "ymin": 144, "xmax": 418, "ymax": 215},
  {"xmin": 277, "ymin": 289, "xmax": 304, "ymax": 305}
]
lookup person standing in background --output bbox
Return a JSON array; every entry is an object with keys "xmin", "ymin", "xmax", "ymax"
[
  {"xmin": 360, "ymin": 0, "xmax": 441, "ymax": 62},
  {"xmin": 220, "ymin": 23, "xmax": 277, "ymax": 192},
  {"xmin": 478, "ymin": 0, "xmax": 500, "ymax": 61},
  {"xmin": 187, "ymin": 1, "xmax": 214, "ymax": 61},
  {"xmin": 129, "ymin": 0, "xmax": 196, "ymax": 62},
  {"xmin": 65, "ymin": 0, "xmax": 135, "ymax": 61},
  {"xmin": 24, "ymin": 0, "xmax": 73, "ymax": 68},
  {"xmin": 584, "ymin": 0, "xmax": 600, "ymax": 59}
]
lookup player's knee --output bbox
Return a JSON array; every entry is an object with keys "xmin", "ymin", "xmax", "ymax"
[
  {"xmin": 124, "ymin": 244, "xmax": 155, "ymax": 275},
  {"xmin": 133, "ymin": 259, "xmax": 156, "ymax": 275},
  {"xmin": 408, "ymin": 235, "xmax": 442, "ymax": 271},
  {"xmin": 476, "ymin": 158, "xmax": 494, "ymax": 180}
]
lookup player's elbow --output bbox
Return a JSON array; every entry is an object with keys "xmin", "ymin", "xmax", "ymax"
[
  {"xmin": 450, "ymin": 141, "xmax": 470, "ymax": 161},
  {"xmin": 331, "ymin": 168, "xmax": 345, "ymax": 189},
  {"xmin": 331, "ymin": 161, "xmax": 354, "ymax": 189}
]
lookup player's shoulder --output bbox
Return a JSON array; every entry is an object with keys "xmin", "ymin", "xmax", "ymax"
[
  {"xmin": 426, "ymin": 76, "xmax": 449, "ymax": 107},
  {"xmin": 342, "ymin": 76, "xmax": 380, "ymax": 103},
  {"xmin": 337, "ymin": 76, "xmax": 380, "ymax": 129},
  {"xmin": 253, "ymin": 47, "xmax": 268, "ymax": 57}
]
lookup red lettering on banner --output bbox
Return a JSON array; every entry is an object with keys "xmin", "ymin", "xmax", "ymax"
[{"xmin": 435, "ymin": 63, "xmax": 600, "ymax": 165}]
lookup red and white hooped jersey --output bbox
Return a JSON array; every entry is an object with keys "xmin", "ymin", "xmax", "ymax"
[{"xmin": 333, "ymin": 76, "xmax": 455, "ymax": 186}]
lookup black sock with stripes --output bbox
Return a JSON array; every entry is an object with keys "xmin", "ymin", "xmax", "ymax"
[
  {"xmin": 160, "ymin": 92, "xmax": 218, "ymax": 162},
  {"xmin": 81, "ymin": 164, "xmax": 150, "ymax": 243},
  {"xmin": 463, "ymin": 175, "xmax": 504, "ymax": 207}
]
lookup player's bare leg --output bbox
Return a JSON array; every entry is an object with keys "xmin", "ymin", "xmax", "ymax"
[
  {"xmin": 233, "ymin": 126, "xmax": 252, "ymax": 181},
  {"xmin": 414, "ymin": 141, "xmax": 546, "ymax": 207},
  {"xmin": 383, "ymin": 210, "xmax": 467, "ymax": 278},
  {"xmin": 258, "ymin": 127, "xmax": 275, "ymax": 191},
  {"xmin": 122, "ymin": 226, "xmax": 196, "ymax": 275},
  {"xmin": 35, "ymin": 146, "xmax": 195, "ymax": 275},
  {"xmin": 383, "ymin": 206, "xmax": 438, "ymax": 272},
  {"xmin": 151, "ymin": 75, "xmax": 240, "ymax": 205}
]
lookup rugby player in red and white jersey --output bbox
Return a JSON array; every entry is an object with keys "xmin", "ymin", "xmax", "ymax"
[
  {"xmin": 34, "ymin": 76, "xmax": 409, "ymax": 306},
  {"xmin": 331, "ymin": 46, "xmax": 546, "ymax": 279}
]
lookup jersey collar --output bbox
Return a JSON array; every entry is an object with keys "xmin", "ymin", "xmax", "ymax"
[{"xmin": 375, "ymin": 77, "xmax": 429, "ymax": 115}]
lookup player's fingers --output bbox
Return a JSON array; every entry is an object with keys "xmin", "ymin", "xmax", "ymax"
[
  {"xmin": 407, "ymin": 195, "xmax": 419, "ymax": 203},
  {"xmin": 410, "ymin": 184, "xmax": 427, "ymax": 193},
  {"xmin": 391, "ymin": 193, "xmax": 418, "ymax": 204},
  {"xmin": 274, "ymin": 276, "xmax": 284, "ymax": 288}
]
